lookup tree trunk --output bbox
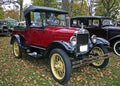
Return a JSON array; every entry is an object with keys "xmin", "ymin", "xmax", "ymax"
[
  {"xmin": 80, "ymin": 0, "xmax": 84, "ymax": 15},
  {"xmin": 19, "ymin": 2, "xmax": 23, "ymax": 21},
  {"xmin": 70, "ymin": 0, "xmax": 73, "ymax": 17},
  {"xmin": 62, "ymin": 0, "xmax": 69, "ymax": 11},
  {"xmin": 44, "ymin": 0, "xmax": 49, "ymax": 6}
]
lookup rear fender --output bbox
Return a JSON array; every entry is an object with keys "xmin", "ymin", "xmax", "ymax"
[{"xmin": 10, "ymin": 35, "xmax": 22, "ymax": 46}]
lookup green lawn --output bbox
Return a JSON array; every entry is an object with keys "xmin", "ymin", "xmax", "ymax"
[{"xmin": 0, "ymin": 36, "xmax": 120, "ymax": 86}]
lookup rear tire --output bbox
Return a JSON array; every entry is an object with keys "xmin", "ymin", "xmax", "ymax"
[
  {"xmin": 13, "ymin": 39, "xmax": 22, "ymax": 58},
  {"xmin": 49, "ymin": 48, "xmax": 71, "ymax": 85},
  {"xmin": 90, "ymin": 45, "xmax": 109, "ymax": 68},
  {"xmin": 113, "ymin": 40, "xmax": 120, "ymax": 56}
]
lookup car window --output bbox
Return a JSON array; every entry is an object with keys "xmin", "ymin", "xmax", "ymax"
[
  {"xmin": 88, "ymin": 19, "xmax": 99, "ymax": 27},
  {"xmin": 93, "ymin": 20, "xmax": 99, "ymax": 26},
  {"xmin": 30, "ymin": 12, "xmax": 43, "ymax": 28},
  {"xmin": 46, "ymin": 13, "xmax": 67, "ymax": 26},
  {"xmin": 72, "ymin": 20, "xmax": 77, "ymax": 27},
  {"xmin": 102, "ymin": 19, "xmax": 113, "ymax": 26}
]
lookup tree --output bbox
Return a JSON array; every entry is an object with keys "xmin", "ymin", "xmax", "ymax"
[
  {"xmin": 0, "ymin": 6, "xmax": 4, "ymax": 19},
  {"xmin": 32, "ymin": 0, "xmax": 57, "ymax": 8},
  {"xmin": 95, "ymin": 0, "xmax": 120, "ymax": 19},
  {"xmin": 32, "ymin": 0, "xmax": 44, "ymax": 6},
  {"xmin": 4, "ymin": 10, "xmax": 19, "ymax": 20},
  {"xmin": 18, "ymin": 0, "xmax": 23, "ymax": 21},
  {"xmin": 62, "ymin": 0, "xmax": 69, "ymax": 11},
  {"xmin": 72, "ymin": 0, "xmax": 89, "ymax": 17},
  {"xmin": 0, "ymin": 0, "xmax": 23, "ymax": 20},
  {"xmin": 69, "ymin": 0, "xmax": 73, "ymax": 17},
  {"xmin": 87, "ymin": 0, "xmax": 95, "ymax": 15}
]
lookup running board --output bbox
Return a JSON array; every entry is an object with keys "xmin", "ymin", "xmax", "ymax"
[{"xmin": 27, "ymin": 52, "xmax": 42, "ymax": 58}]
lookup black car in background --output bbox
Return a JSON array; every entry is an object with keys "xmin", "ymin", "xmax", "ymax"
[
  {"xmin": 0, "ymin": 20, "xmax": 11, "ymax": 35},
  {"xmin": 70, "ymin": 16, "xmax": 120, "ymax": 56}
]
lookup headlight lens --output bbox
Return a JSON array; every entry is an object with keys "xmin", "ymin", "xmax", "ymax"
[
  {"xmin": 70, "ymin": 36, "xmax": 76, "ymax": 46},
  {"xmin": 91, "ymin": 35, "xmax": 97, "ymax": 43}
]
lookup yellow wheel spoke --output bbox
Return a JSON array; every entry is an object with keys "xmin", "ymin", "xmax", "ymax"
[
  {"xmin": 91, "ymin": 46, "xmax": 104, "ymax": 66},
  {"xmin": 51, "ymin": 53, "xmax": 65, "ymax": 80},
  {"xmin": 13, "ymin": 41, "xmax": 19, "ymax": 57}
]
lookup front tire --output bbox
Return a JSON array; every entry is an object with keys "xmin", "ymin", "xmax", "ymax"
[
  {"xmin": 113, "ymin": 40, "xmax": 120, "ymax": 56},
  {"xmin": 13, "ymin": 39, "xmax": 22, "ymax": 58},
  {"xmin": 90, "ymin": 45, "xmax": 109, "ymax": 68},
  {"xmin": 49, "ymin": 48, "xmax": 72, "ymax": 85}
]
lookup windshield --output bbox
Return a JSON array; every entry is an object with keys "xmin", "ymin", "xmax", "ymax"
[
  {"xmin": 7, "ymin": 20, "xmax": 18, "ymax": 27},
  {"xmin": 31, "ymin": 12, "xmax": 67, "ymax": 27},
  {"xmin": 102, "ymin": 18, "xmax": 114, "ymax": 26},
  {"xmin": 46, "ymin": 13, "xmax": 67, "ymax": 26},
  {"xmin": 0, "ymin": 21, "xmax": 6, "ymax": 25}
]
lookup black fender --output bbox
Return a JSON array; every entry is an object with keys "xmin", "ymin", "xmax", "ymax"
[
  {"xmin": 10, "ymin": 34, "xmax": 21, "ymax": 44},
  {"xmin": 10, "ymin": 34, "xmax": 25, "ymax": 47},
  {"xmin": 109, "ymin": 35, "xmax": 120, "ymax": 42},
  {"xmin": 95, "ymin": 37, "xmax": 110, "ymax": 46},
  {"xmin": 45, "ymin": 41, "xmax": 75, "ymax": 56},
  {"xmin": 109, "ymin": 35, "xmax": 120, "ymax": 46}
]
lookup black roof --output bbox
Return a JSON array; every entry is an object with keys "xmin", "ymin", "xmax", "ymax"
[
  {"xmin": 71, "ymin": 16, "xmax": 111, "ymax": 19},
  {"xmin": 24, "ymin": 5, "xmax": 68, "ymax": 16}
]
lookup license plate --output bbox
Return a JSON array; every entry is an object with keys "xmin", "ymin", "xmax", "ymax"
[{"xmin": 80, "ymin": 45, "xmax": 88, "ymax": 52}]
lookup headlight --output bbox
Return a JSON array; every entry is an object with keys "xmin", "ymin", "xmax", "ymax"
[
  {"xmin": 70, "ymin": 36, "xmax": 76, "ymax": 46},
  {"xmin": 91, "ymin": 35, "xmax": 97, "ymax": 43}
]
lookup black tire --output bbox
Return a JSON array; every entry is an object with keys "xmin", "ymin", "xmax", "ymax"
[
  {"xmin": 90, "ymin": 45, "xmax": 109, "ymax": 68},
  {"xmin": 13, "ymin": 39, "xmax": 22, "ymax": 58},
  {"xmin": 113, "ymin": 40, "xmax": 120, "ymax": 56},
  {"xmin": 49, "ymin": 48, "xmax": 72, "ymax": 85}
]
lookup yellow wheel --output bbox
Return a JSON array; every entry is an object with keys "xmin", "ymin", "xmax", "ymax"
[
  {"xmin": 49, "ymin": 49, "xmax": 71, "ymax": 85},
  {"xmin": 51, "ymin": 53, "xmax": 65, "ymax": 80},
  {"xmin": 90, "ymin": 45, "xmax": 109, "ymax": 68},
  {"xmin": 13, "ymin": 39, "xmax": 22, "ymax": 58}
]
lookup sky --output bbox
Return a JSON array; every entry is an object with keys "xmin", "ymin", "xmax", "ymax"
[
  {"xmin": 2, "ymin": 0, "xmax": 32, "ymax": 10},
  {"xmin": 23, "ymin": 0, "xmax": 31, "ymax": 7}
]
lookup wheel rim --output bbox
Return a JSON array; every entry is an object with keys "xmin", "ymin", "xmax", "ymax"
[
  {"xmin": 114, "ymin": 41, "xmax": 120, "ymax": 56},
  {"xmin": 51, "ymin": 53, "xmax": 65, "ymax": 80},
  {"xmin": 91, "ymin": 47, "xmax": 104, "ymax": 66},
  {"xmin": 13, "ymin": 41, "xmax": 19, "ymax": 57}
]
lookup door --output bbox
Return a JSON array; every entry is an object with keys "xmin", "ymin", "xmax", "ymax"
[{"xmin": 84, "ymin": 19, "xmax": 108, "ymax": 40}]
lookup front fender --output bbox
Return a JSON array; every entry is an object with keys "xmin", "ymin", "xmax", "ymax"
[
  {"xmin": 109, "ymin": 35, "xmax": 120, "ymax": 42},
  {"xmin": 45, "ymin": 41, "xmax": 75, "ymax": 56},
  {"xmin": 95, "ymin": 37, "xmax": 110, "ymax": 46}
]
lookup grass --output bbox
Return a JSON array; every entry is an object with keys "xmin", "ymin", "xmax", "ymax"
[{"xmin": 0, "ymin": 36, "xmax": 120, "ymax": 86}]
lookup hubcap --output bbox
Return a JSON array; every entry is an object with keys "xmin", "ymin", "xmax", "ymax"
[
  {"xmin": 13, "ymin": 41, "xmax": 19, "ymax": 57},
  {"xmin": 51, "ymin": 53, "xmax": 65, "ymax": 80},
  {"xmin": 114, "ymin": 41, "xmax": 120, "ymax": 56},
  {"xmin": 91, "ymin": 47, "xmax": 104, "ymax": 66}
]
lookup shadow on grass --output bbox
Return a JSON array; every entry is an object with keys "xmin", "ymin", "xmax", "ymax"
[{"xmin": 21, "ymin": 52, "xmax": 49, "ymax": 68}]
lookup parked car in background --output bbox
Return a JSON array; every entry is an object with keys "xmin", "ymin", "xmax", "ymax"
[
  {"xmin": 6, "ymin": 18, "xmax": 18, "ymax": 32},
  {"xmin": 13, "ymin": 21, "xmax": 26, "ymax": 30},
  {"xmin": 0, "ymin": 19, "xmax": 11, "ymax": 35},
  {"xmin": 70, "ymin": 16, "xmax": 120, "ymax": 56},
  {"xmin": 115, "ymin": 21, "xmax": 120, "ymax": 27},
  {"xmin": 10, "ymin": 6, "xmax": 110, "ymax": 84}
]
